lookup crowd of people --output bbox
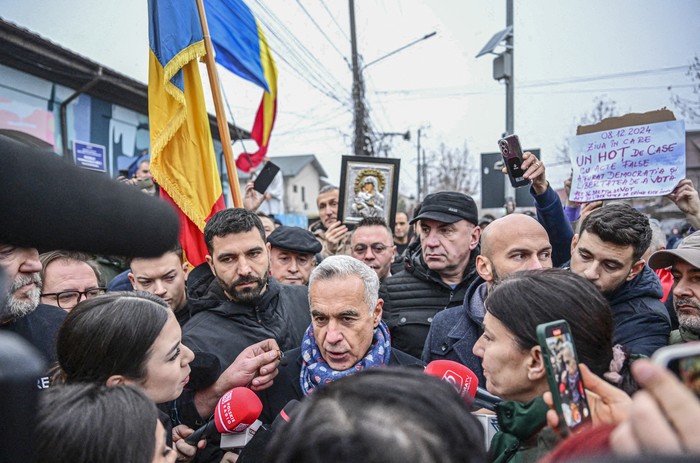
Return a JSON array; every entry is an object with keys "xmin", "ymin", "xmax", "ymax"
[{"xmin": 2, "ymin": 137, "xmax": 700, "ymax": 463}]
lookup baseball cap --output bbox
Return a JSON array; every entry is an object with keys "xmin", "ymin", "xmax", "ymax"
[
  {"xmin": 648, "ymin": 231, "xmax": 700, "ymax": 269},
  {"xmin": 410, "ymin": 191, "xmax": 478, "ymax": 226},
  {"xmin": 267, "ymin": 226, "xmax": 322, "ymax": 255}
]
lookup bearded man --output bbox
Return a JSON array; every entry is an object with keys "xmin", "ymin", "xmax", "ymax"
[
  {"xmin": 0, "ymin": 243, "xmax": 66, "ymax": 389},
  {"xmin": 182, "ymin": 208, "xmax": 310, "ymax": 377}
]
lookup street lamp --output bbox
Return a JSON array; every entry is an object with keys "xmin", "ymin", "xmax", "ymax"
[{"xmin": 477, "ymin": 0, "xmax": 515, "ymax": 203}]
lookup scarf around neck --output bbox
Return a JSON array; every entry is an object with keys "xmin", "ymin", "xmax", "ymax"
[{"xmin": 299, "ymin": 320, "xmax": 392, "ymax": 395}]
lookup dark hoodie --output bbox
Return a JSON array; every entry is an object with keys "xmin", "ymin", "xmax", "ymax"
[
  {"xmin": 421, "ymin": 276, "xmax": 487, "ymax": 386},
  {"xmin": 606, "ymin": 264, "xmax": 670, "ymax": 356},
  {"xmin": 182, "ymin": 263, "xmax": 311, "ymax": 381},
  {"xmin": 379, "ymin": 239, "xmax": 480, "ymax": 359}
]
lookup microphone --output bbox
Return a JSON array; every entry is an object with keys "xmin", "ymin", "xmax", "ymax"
[
  {"xmin": 185, "ymin": 387, "xmax": 262, "ymax": 445},
  {"xmin": 424, "ymin": 360, "xmax": 478, "ymax": 404},
  {"xmin": 424, "ymin": 360, "xmax": 502, "ymax": 411},
  {"xmin": 236, "ymin": 400, "xmax": 300, "ymax": 462},
  {"xmin": 474, "ymin": 387, "xmax": 502, "ymax": 412},
  {"xmin": 0, "ymin": 137, "xmax": 179, "ymax": 257}
]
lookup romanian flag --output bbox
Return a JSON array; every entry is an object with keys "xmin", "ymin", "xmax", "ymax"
[
  {"xmin": 205, "ymin": 0, "xmax": 278, "ymax": 172},
  {"xmin": 147, "ymin": 0, "xmax": 225, "ymax": 266}
]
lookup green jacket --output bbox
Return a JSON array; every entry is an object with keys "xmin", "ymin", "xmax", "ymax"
[
  {"xmin": 669, "ymin": 326, "xmax": 700, "ymax": 345},
  {"xmin": 489, "ymin": 397, "xmax": 559, "ymax": 463}
]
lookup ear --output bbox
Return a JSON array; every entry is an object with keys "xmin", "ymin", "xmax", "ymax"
[
  {"xmin": 106, "ymin": 374, "xmax": 128, "ymax": 387},
  {"xmin": 627, "ymin": 259, "xmax": 645, "ymax": 281},
  {"xmin": 373, "ymin": 299, "xmax": 384, "ymax": 327},
  {"xmin": 476, "ymin": 255, "xmax": 493, "ymax": 283},
  {"xmin": 206, "ymin": 255, "xmax": 216, "ymax": 275},
  {"xmin": 127, "ymin": 272, "xmax": 136, "ymax": 287},
  {"xmin": 570, "ymin": 233, "xmax": 579, "ymax": 254},
  {"xmin": 182, "ymin": 262, "xmax": 190, "ymax": 278},
  {"xmin": 469, "ymin": 226, "xmax": 482, "ymax": 250},
  {"xmin": 526, "ymin": 345, "xmax": 547, "ymax": 382}
]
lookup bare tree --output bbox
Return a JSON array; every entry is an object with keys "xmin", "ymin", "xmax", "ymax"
[
  {"xmin": 426, "ymin": 142, "xmax": 479, "ymax": 195},
  {"xmin": 670, "ymin": 55, "xmax": 700, "ymax": 123},
  {"xmin": 554, "ymin": 96, "xmax": 619, "ymax": 166}
]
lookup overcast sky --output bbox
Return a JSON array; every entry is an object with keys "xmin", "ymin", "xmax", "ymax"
[{"xmin": 3, "ymin": 0, "xmax": 699, "ymax": 196}]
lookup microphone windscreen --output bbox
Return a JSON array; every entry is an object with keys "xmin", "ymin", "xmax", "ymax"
[
  {"xmin": 0, "ymin": 137, "xmax": 179, "ymax": 257},
  {"xmin": 214, "ymin": 387, "xmax": 263, "ymax": 433},
  {"xmin": 424, "ymin": 359, "xmax": 479, "ymax": 404}
]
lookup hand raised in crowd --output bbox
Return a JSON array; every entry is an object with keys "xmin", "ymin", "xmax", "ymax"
[
  {"xmin": 544, "ymin": 363, "xmax": 632, "ymax": 433},
  {"xmin": 172, "ymin": 424, "xmax": 207, "ymax": 462},
  {"xmin": 194, "ymin": 339, "xmax": 282, "ymax": 418},
  {"xmin": 610, "ymin": 359, "xmax": 700, "ymax": 456},
  {"xmin": 243, "ymin": 181, "xmax": 267, "ymax": 211},
  {"xmin": 324, "ymin": 220, "xmax": 349, "ymax": 254},
  {"xmin": 667, "ymin": 179, "xmax": 700, "ymax": 230},
  {"xmin": 521, "ymin": 151, "xmax": 548, "ymax": 195},
  {"xmin": 578, "ymin": 200, "xmax": 604, "ymax": 226}
]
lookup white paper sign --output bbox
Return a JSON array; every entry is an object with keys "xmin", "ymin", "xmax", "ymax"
[{"xmin": 569, "ymin": 120, "xmax": 686, "ymax": 202}]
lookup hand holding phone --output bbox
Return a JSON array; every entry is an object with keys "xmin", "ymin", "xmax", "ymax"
[
  {"xmin": 537, "ymin": 320, "xmax": 592, "ymax": 436},
  {"xmin": 498, "ymin": 135, "xmax": 529, "ymax": 188},
  {"xmin": 253, "ymin": 161, "xmax": 280, "ymax": 195}
]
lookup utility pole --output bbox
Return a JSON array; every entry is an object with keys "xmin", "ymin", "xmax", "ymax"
[
  {"xmin": 349, "ymin": 0, "xmax": 368, "ymax": 156},
  {"xmin": 506, "ymin": 0, "xmax": 514, "ymax": 135},
  {"xmin": 416, "ymin": 128, "xmax": 422, "ymax": 200},
  {"xmin": 421, "ymin": 147, "xmax": 428, "ymax": 197}
]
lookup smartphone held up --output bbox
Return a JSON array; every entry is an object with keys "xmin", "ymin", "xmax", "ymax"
[
  {"xmin": 498, "ymin": 134, "xmax": 530, "ymax": 188},
  {"xmin": 537, "ymin": 320, "xmax": 592, "ymax": 436},
  {"xmin": 652, "ymin": 343, "xmax": 700, "ymax": 397}
]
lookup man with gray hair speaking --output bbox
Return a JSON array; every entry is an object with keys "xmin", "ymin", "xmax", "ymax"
[{"xmin": 256, "ymin": 255, "xmax": 423, "ymax": 423}]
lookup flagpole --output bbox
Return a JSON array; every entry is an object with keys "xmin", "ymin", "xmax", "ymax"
[{"xmin": 195, "ymin": 0, "xmax": 243, "ymax": 208}]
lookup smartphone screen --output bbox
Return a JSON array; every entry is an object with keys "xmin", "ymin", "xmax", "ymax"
[
  {"xmin": 498, "ymin": 135, "xmax": 529, "ymax": 188},
  {"xmin": 653, "ymin": 344, "xmax": 700, "ymax": 397},
  {"xmin": 538, "ymin": 320, "xmax": 592, "ymax": 434},
  {"xmin": 253, "ymin": 161, "xmax": 280, "ymax": 195}
]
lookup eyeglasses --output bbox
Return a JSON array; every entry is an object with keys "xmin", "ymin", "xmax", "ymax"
[
  {"xmin": 352, "ymin": 243, "xmax": 389, "ymax": 255},
  {"xmin": 41, "ymin": 287, "xmax": 106, "ymax": 309}
]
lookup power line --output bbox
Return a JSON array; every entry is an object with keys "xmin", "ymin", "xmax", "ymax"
[
  {"xmin": 209, "ymin": 2, "xmax": 350, "ymax": 108},
  {"xmin": 374, "ymin": 65, "xmax": 691, "ymax": 96},
  {"xmin": 295, "ymin": 0, "xmax": 351, "ymax": 68},
  {"xmin": 318, "ymin": 0, "xmax": 350, "ymax": 41},
  {"xmin": 371, "ymin": 82, "xmax": 695, "ymax": 102},
  {"xmin": 250, "ymin": 0, "xmax": 349, "ymax": 99},
  {"xmin": 520, "ymin": 65, "xmax": 689, "ymax": 88}
]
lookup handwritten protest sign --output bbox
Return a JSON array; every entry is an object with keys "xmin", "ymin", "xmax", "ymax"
[{"xmin": 569, "ymin": 119, "xmax": 685, "ymax": 202}]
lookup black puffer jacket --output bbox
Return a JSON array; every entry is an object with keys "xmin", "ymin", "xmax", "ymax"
[
  {"xmin": 182, "ymin": 263, "xmax": 311, "ymax": 379},
  {"xmin": 379, "ymin": 240, "xmax": 479, "ymax": 358}
]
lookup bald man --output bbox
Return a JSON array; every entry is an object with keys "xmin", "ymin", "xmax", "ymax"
[{"xmin": 421, "ymin": 214, "xmax": 553, "ymax": 383}]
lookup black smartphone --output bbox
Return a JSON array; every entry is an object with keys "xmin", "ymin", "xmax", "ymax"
[
  {"xmin": 652, "ymin": 343, "xmax": 700, "ymax": 397},
  {"xmin": 537, "ymin": 320, "xmax": 592, "ymax": 436},
  {"xmin": 498, "ymin": 134, "xmax": 529, "ymax": 188},
  {"xmin": 253, "ymin": 161, "xmax": 280, "ymax": 194}
]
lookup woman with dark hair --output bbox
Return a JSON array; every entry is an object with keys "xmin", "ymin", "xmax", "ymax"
[
  {"xmin": 36, "ymin": 383, "xmax": 175, "ymax": 463},
  {"xmin": 54, "ymin": 291, "xmax": 200, "ymax": 458},
  {"xmin": 55, "ymin": 291, "xmax": 193, "ymax": 405},
  {"xmin": 54, "ymin": 291, "xmax": 283, "ymax": 461},
  {"xmin": 472, "ymin": 268, "xmax": 618, "ymax": 463},
  {"xmin": 266, "ymin": 368, "xmax": 486, "ymax": 463}
]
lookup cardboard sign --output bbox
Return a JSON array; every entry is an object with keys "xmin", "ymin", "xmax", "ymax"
[{"xmin": 569, "ymin": 112, "xmax": 685, "ymax": 202}]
